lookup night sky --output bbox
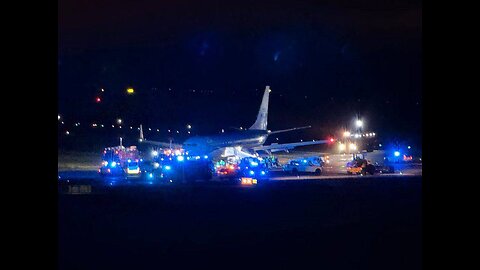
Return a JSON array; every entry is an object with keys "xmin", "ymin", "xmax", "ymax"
[{"xmin": 58, "ymin": 0, "xmax": 422, "ymax": 149}]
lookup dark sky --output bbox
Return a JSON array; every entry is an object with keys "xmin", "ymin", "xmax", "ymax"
[{"xmin": 58, "ymin": 0, "xmax": 422, "ymax": 145}]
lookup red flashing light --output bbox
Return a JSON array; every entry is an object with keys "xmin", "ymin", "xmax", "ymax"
[
  {"xmin": 329, "ymin": 138, "xmax": 335, "ymax": 143},
  {"xmin": 95, "ymin": 97, "xmax": 101, "ymax": 103}
]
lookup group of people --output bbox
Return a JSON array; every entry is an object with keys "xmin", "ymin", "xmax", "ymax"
[{"xmin": 263, "ymin": 156, "xmax": 280, "ymax": 168}]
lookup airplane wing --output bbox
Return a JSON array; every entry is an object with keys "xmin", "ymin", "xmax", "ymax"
[
  {"xmin": 251, "ymin": 140, "xmax": 330, "ymax": 152},
  {"xmin": 267, "ymin": 126, "xmax": 311, "ymax": 134}
]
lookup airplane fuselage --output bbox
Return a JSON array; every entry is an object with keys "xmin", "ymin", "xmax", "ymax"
[{"xmin": 183, "ymin": 130, "xmax": 269, "ymax": 155}]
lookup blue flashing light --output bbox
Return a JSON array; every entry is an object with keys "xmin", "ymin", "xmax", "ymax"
[
  {"xmin": 148, "ymin": 173, "xmax": 153, "ymax": 178},
  {"xmin": 394, "ymin": 151, "xmax": 400, "ymax": 157},
  {"xmin": 250, "ymin": 161, "xmax": 259, "ymax": 167},
  {"xmin": 177, "ymin": 156, "xmax": 185, "ymax": 162},
  {"xmin": 128, "ymin": 159, "xmax": 131, "ymax": 163},
  {"xmin": 261, "ymin": 171, "xmax": 266, "ymax": 175},
  {"xmin": 204, "ymin": 155, "xmax": 209, "ymax": 159},
  {"xmin": 140, "ymin": 159, "xmax": 143, "ymax": 162},
  {"xmin": 303, "ymin": 159, "xmax": 307, "ymax": 163},
  {"xmin": 164, "ymin": 165, "xmax": 172, "ymax": 171},
  {"xmin": 148, "ymin": 181, "xmax": 153, "ymax": 185},
  {"xmin": 111, "ymin": 161, "xmax": 117, "ymax": 167},
  {"xmin": 249, "ymin": 170, "xmax": 255, "ymax": 175}
]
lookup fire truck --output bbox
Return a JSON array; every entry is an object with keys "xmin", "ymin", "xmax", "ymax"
[{"xmin": 98, "ymin": 145, "xmax": 143, "ymax": 177}]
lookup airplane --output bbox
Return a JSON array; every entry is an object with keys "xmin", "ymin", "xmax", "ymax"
[{"xmin": 138, "ymin": 86, "xmax": 332, "ymax": 158}]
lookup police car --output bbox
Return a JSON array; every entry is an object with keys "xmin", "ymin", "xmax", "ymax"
[{"xmin": 283, "ymin": 158, "xmax": 323, "ymax": 175}]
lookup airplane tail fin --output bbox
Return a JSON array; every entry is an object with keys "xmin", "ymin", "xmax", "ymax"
[{"xmin": 249, "ymin": 86, "xmax": 270, "ymax": 130}]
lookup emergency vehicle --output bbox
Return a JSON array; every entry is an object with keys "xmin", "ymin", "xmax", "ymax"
[
  {"xmin": 283, "ymin": 156, "xmax": 324, "ymax": 175},
  {"xmin": 99, "ymin": 145, "xmax": 142, "ymax": 176},
  {"xmin": 145, "ymin": 153, "xmax": 213, "ymax": 183}
]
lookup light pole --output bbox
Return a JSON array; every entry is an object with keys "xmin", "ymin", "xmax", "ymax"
[
  {"xmin": 355, "ymin": 118, "xmax": 363, "ymax": 153},
  {"xmin": 342, "ymin": 130, "xmax": 351, "ymax": 154}
]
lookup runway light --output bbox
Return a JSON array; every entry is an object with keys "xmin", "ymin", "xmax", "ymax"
[
  {"xmin": 177, "ymin": 156, "xmax": 184, "ymax": 162},
  {"xmin": 261, "ymin": 171, "xmax": 266, "ymax": 175},
  {"xmin": 117, "ymin": 118, "xmax": 122, "ymax": 125},
  {"xmin": 394, "ymin": 151, "xmax": 400, "ymax": 157},
  {"xmin": 249, "ymin": 170, "xmax": 255, "ymax": 175},
  {"xmin": 65, "ymin": 131, "xmax": 70, "ymax": 135},
  {"xmin": 408, "ymin": 146, "xmax": 411, "ymax": 149},
  {"xmin": 187, "ymin": 124, "xmax": 192, "ymax": 129},
  {"xmin": 58, "ymin": 115, "xmax": 61, "ymax": 120},
  {"xmin": 250, "ymin": 161, "xmax": 258, "ymax": 166},
  {"xmin": 152, "ymin": 150, "xmax": 158, "ymax": 157},
  {"xmin": 204, "ymin": 155, "xmax": 208, "ymax": 159},
  {"xmin": 111, "ymin": 161, "xmax": 117, "ymax": 167},
  {"xmin": 148, "ymin": 173, "xmax": 153, "ymax": 178},
  {"xmin": 164, "ymin": 165, "xmax": 171, "ymax": 170},
  {"xmin": 126, "ymin": 88, "xmax": 135, "ymax": 94}
]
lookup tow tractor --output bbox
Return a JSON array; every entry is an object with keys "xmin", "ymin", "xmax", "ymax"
[{"xmin": 346, "ymin": 152, "xmax": 394, "ymax": 175}]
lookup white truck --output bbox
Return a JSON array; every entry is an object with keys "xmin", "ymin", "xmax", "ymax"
[{"xmin": 283, "ymin": 157, "xmax": 323, "ymax": 175}]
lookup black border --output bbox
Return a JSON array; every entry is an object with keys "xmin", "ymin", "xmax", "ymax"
[{"xmin": 8, "ymin": 0, "xmax": 447, "ymax": 269}]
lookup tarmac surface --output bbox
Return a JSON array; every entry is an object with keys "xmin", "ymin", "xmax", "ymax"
[{"xmin": 58, "ymin": 173, "xmax": 422, "ymax": 270}]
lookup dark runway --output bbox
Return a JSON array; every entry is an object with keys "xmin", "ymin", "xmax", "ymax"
[{"xmin": 58, "ymin": 176, "xmax": 422, "ymax": 270}]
